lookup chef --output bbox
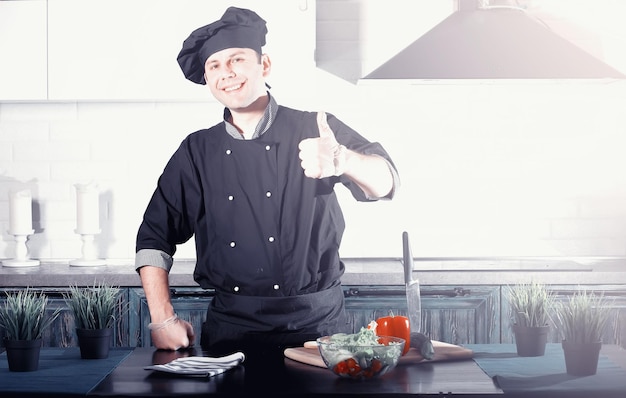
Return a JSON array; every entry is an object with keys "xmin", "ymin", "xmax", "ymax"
[{"xmin": 135, "ymin": 7, "xmax": 399, "ymax": 359}]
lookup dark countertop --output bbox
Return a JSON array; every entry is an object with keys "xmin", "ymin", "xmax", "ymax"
[
  {"xmin": 53, "ymin": 344, "xmax": 626, "ymax": 397},
  {"xmin": 89, "ymin": 346, "xmax": 502, "ymax": 397},
  {"xmin": 2, "ymin": 257, "xmax": 626, "ymax": 288},
  {"xmin": 3, "ymin": 345, "xmax": 625, "ymax": 397}
]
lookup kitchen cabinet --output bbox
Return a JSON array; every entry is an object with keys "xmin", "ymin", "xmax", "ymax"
[
  {"xmin": 0, "ymin": 0, "xmax": 47, "ymax": 100},
  {"xmin": 47, "ymin": 0, "xmax": 203, "ymax": 101},
  {"xmin": 128, "ymin": 285, "xmax": 501, "ymax": 347},
  {"xmin": 1, "ymin": 0, "xmax": 314, "ymax": 101},
  {"xmin": 4, "ymin": 285, "xmax": 624, "ymax": 349},
  {"xmin": 343, "ymin": 285, "xmax": 500, "ymax": 344},
  {"xmin": 0, "ymin": 288, "xmax": 130, "ymax": 348},
  {"xmin": 46, "ymin": 0, "xmax": 315, "ymax": 101}
]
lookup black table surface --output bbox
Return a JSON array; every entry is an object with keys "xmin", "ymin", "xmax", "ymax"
[{"xmin": 88, "ymin": 346, "xmax": 502, "ymax": 397}]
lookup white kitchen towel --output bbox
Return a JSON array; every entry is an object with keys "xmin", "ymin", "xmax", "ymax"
[{"xmin": 144, "ymin": 352, "xmax": 245, "ymax": 377}]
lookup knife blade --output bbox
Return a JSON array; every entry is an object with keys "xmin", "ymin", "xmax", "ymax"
[
  {"xmin": 402, "ymin": 231, "xmax": 434, "ymax": 359},
  {"xmin": 403, "ymin": 231, "xmax": 421, "ymax": 334}
]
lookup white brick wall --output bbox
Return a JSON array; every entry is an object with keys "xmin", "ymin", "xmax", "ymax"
[
  {"xmin": 2, "ymin": 79, "xmax": 625, "ymax": 261},
  {"xmin": 0, "ymin": 100, "xmax": 224, "ymax": 261}
]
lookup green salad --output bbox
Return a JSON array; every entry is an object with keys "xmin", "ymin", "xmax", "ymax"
[{"xmin": 319, "ymin": 323, "xmax": 403, "ymax": 379}]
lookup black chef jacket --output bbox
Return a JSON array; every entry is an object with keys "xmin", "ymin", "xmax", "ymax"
[{"xmin": 136, "ymin": 103, "xmax": 397, "ymax": 350}]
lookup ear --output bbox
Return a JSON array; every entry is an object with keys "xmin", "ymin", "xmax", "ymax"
[{"xmin": 261, "ymin": 53, "xmax": 272, "ymax": 78}]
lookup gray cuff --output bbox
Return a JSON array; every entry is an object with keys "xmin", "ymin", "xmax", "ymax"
[{"xmin": 135, "ymin": 249, "xmax": 173, "ymax": 273}]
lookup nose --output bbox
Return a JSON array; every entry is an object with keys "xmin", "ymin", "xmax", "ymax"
[{"xmin": 222, "ymin": 65, "xmax": 235, "ymax": 79}]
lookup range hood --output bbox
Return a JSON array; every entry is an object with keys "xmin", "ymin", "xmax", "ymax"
[{"xmin": 364, "ymin": 6, "xmax": 625, "ymax": 80}]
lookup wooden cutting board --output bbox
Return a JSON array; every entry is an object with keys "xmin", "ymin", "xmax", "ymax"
[{"xmin": 284, "ymin": 340, "xmax": 473, "ymax": 368}]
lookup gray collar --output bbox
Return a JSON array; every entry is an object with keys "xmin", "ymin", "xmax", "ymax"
[{"xmin": 223, "ymin": 94, "xmax": 278, "ymax": 140}]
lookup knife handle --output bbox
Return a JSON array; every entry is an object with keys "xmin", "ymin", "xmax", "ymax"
[{"xmin": 402, "ymin": 231, "xmax": 413, "ymax": 283}]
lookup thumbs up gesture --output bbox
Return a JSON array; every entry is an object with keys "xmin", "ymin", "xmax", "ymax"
[{"xmin": 298, "ymin": 112, "xmax": 347, "ymax": 178}]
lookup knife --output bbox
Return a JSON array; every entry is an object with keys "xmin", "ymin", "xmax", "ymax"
[{"xmin": 402, "ymin": 231, "xmax": 434, "ymax": 359}]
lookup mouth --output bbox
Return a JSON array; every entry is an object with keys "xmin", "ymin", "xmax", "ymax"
[{"xmin": 222, "ymin": 83, "xmax": 243, "ymax": 92}]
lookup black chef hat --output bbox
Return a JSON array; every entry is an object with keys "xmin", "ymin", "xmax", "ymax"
[{"xmin": 177, "ymin": 7, "xmax": 268, "ymax": 85}]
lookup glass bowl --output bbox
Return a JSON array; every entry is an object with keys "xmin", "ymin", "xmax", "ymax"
[{"xmin": 316, "ymin": 335, "xmax": 405, "ymax": 379}]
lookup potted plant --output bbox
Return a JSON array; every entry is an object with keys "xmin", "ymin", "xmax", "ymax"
[
  {"xmin": 555, "ymin": 289, "xmax": 612, "ymax": 376},
  {"xmin": 505, "ymin": 280, "xmax": 554, "ymax": 356},
  {"xmin": 63, "ymin": 281, "xmax": 124, "ymax": 359},
  {"xmin": 0, "ymin": 288, "xmax": 61, "ymax": 371}
]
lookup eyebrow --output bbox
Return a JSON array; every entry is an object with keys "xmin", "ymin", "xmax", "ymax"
[{"xmin": 206, "ymin": 50, "xmax": 248, "ymax": 64}]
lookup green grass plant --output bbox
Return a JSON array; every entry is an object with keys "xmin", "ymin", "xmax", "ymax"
[
  {"xmin": 0, "ymin": 288, "xmax": 61, "ymax": 340},
  {"xmin": 63, "ymin": 281, "xmax": 123, "ymax": 329},
  {"xmin": 555, "ymin": 289, "xmax": 612, "ymax": 344},
  {"xmin": 506, "ymin": 281, "xmax": 554, "ymax": 327}
]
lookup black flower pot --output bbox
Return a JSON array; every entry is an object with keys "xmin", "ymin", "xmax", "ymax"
[
  {"xmin": 3, "ymin": 338, "xmax": 42, "ymax": 372},
  {"xmin": 512, "ymin": 324, "xmax": 549, "ymax": 357},
  {"xmin": 76, "ymin": 328, "xmax": 112, "ymax": 359},
  {"xmin": 562, "ymin": 340, "xmax": 602, "ymax": 376}
]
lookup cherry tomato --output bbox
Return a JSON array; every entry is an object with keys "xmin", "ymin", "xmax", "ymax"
[
  {"xmin": 362, "ymin": 368, "xmax": 374, "ymax": 378},
  {"xmin": 333, "ymin": 358, "xmax": 363, "ymax": 377},
  {"xmin": 370, "ymin": 358, "xmax": 383, "ymax": 373},
  {"xmin": 333, "ymin": 360, "xmax": 348, "ymax": 375},
  {"xmin": 346, "ymin": 358, "xmax": 361, "ymax": 376}
]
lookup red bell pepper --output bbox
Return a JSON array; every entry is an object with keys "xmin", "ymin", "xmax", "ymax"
[{"xmin": 375, "ymin": 313, "xmax": 411, "ymax": 355}]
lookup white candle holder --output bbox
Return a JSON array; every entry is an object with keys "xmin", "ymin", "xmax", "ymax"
[
  {"xmin": 69, "ymin": 230, "xmax": 106, "ymax": 267},
  {"xmin": 2, "ymin": 230, "xmax": 40, "ymax": 267}
]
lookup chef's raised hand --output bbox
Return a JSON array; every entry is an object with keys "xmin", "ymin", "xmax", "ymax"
[{"xmin": 298, "ymin": 112, "xmax": 347, "ymax": 178}]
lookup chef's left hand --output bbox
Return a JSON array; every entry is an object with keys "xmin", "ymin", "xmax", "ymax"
[{"xmin": 298, "ymin": 112, "xmax": 346, "ymax": 178}]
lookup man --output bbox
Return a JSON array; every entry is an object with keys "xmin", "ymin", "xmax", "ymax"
[{"xmin": 135, "ymin": 7, "xmax": 399, "ymax": 358}]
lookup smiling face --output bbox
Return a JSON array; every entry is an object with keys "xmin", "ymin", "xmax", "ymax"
[{"xmin": 204, "ymin": 48, "xmax": 271, "ymax": 112}]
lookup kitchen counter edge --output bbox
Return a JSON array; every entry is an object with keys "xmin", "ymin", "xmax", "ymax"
[{"xmin": 1, "ymin": 257, "xmax": 625, "ymax": 287}]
